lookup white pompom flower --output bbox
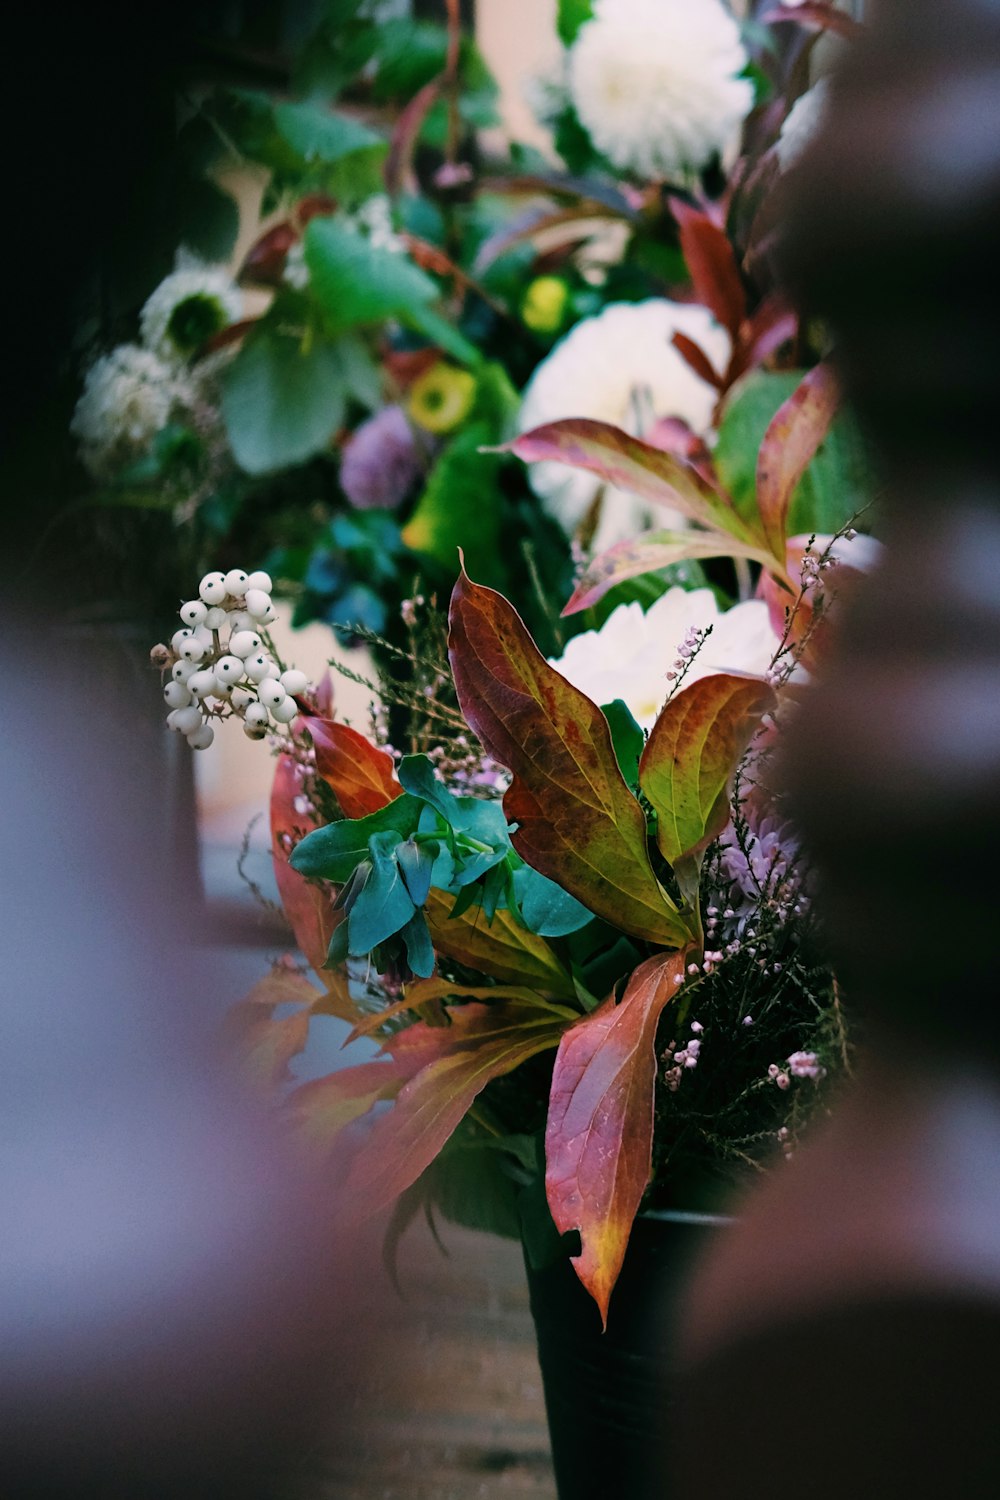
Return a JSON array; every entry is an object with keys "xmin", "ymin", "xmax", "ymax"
[
  {"xmin": 568, "ymin": 0, "xmax": 754, "ymax": 180},
  {"xmin": 71, "ymin": 343, "xmax": 188, "ymax": 479},
  {"xmin": 139, "ymin": 256, "xmax": 242, "ymax": 362},
  {"xmin": 549, "ymin": 586, "xmax": 779, "ymax": 730},
  {"xmin": 518, "ymin": 299, "xmax": 730, "ymax": 551}
]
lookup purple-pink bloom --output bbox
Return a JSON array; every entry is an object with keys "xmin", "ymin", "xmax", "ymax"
[{"xmin": 340, "ymin": 405, "xmax": 423, "ymax": 510}]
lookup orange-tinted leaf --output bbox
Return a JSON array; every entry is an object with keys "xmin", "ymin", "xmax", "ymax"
[
  {"xmin": 669, "ymin": 197, "xmax": 747, "ymax": 339},
  {"xmin": 345, "ymin": 1001, "xmax": 568, "ymax": 1216},
  {"xmin": 448, "ymin": 570, "xmax": 690, "ymax": 947},
  {"xmin": 304, "ymin": 715, "xmax": 401, "ymax": 818},
  {"xmin": 425, "ymin": 891, "xmax": 575, "ymax": 996},
  {"xmin": 286, "ymin": 1060, "xmax": 404, "ymax": 1152},
  {"xmin": 545, "ymin": 951, "xmax": 688, "ymax": 1326},
  {"xmin": 762, "ymin": 3, "xmax": 862, "ymax": 40},
  {"xmin": 238, "ymin": 221, "xmax": 298, "ymax": 287},
  {"xmin": 385, "ymin": 74, "xmax": 444, "ymax": 194},
  {"xmin": 562, "ymin": 529, "xmax": 775, "ymax": 616},
  {"xmin": 346, "ymin": 980, "xmax": 574, "ymax": 1043},
  {"xmin": 501, "ymin": 419, "xmax": 753, "ymax": 540},
  {"xmin": 640, "ymin": 674, "xmax": 777, "ymax": 871},
  {"xmin": 671, "ymin": 331, "xmax": 724, "ymax": 390},
  {"xmin": 270, "ymin": 752, "xmax": 340, "ymax": 977},
  {"xmin": 223, "ymin": 967, "xmax": 324, "ymax": 1090},
  {"xmin": 756, "ymin": 362, "xmax": 840, "ymax": 562}
]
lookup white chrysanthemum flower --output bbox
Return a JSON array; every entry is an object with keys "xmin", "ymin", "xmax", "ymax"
[
  {"xmin": 70, "ymin": 344, "xmax": 189, "ymax": 478},
  {"xmin": 568, "ymin": 0, "xmax": 754, "ymax": 179},
  {"xmin": 518, "ymin": 299, "xmax": 730, "ymax": 551},
  {"xmin": 549, "ymin": 586, "xmax": 779, "ymax": 729},
  {"xmin": 776, "ymin": 78, "xmax": 831, "ymax": 170},
  {"xmin": 139, "ymin": 257, "xmax": 242, "ymax": 361}
]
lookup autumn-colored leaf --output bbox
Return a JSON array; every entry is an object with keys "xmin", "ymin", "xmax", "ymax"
[
  {"xmin": 425, "ymin": 891, "xmax": 576, "ymax": 996},
  {"xmin": 639, "ymin": 674, "xmax": 777, "ymax": 873},
  {"xmin": 671, "ymin": 331, "xmax": 724, "ymax": 390},
  {"xmin": 304, "ymin": 715, "xmax": 402, "ymax": 819},
  {"xmin": 501, "ymin": 419, "xmax": 751, "ymax": 539},
  {"xmin": 669, "ymin": 197, "xmax": 747, "ymax": 340},
  {"xmin": 286, "ymin": 1060, "xmax": 405, "ymax": 1152},
  {"xmin": 223, "ymin": 969, "xmax": 323, "ymax": 1091},
  {"xmin": 545, "ymin": 951, "xmax": 688, "ymax": 1326},
  {"xmin": 448, "ymin": 569, "xmax": 691, "ymax": 947},
  {"xmin": 385, "ymin": 73, "xmax": 444, "ymax": 195},
  {"xmin": 756, "ymin": 362, "xmax": 840, "ymax": 562},
  {"xmin": 238, "ymin": 221, "xmax": 298, "ymax": 287},
  {"xmin": 345, "ymin": 1001, "xmax": 568, "ymax": 1216},
  {"xmin": 562, "ymin": 528, "xmax": 776, "ymax": 617},
  {"xmin": 346, "ymin": 980, "xmax": 575, "ymax": 1044},
  {"xmin": 270, "ymin": 752, "xmax": 340, "ymax": 977}
]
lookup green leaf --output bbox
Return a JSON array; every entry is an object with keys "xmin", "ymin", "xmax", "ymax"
[
  {"xmin": 557, "ymin": 0, "xmax": 594, "ymax": 45},
  {"xmin": 398, "ymin": 754, "xmax": 463, "ymax": 828},
  {"xmin": 601, "ymin": 700, "xmax": 645, "ymax": 791},
  {"xmin": 715, "ymin": 369, "xmax": 872, "ymax": 541},
  {"xmin": 397, "ymin": 836, "xmax": 435, "ymax": 908},
  {"xmin": 221, "ymin": 329, "xmax": 346, "ymax": 475},
  {"xmin": 304, "ymin": 216, "xmax": 440, "ymax": 336},
  {"xmin": 448, "ymin": 568, "xmax": 692, "ymax": 948},
  {"xmin": 290, "ymin": 794, "xmax": 423, "ymax": 881},
  {"xmin": 512, "ymin": 867, "xmax": 593, "ymax": 938},
  {"xmin": 273, "ymin": 100, "xmax": 385, "ymax": 163},
  {"xmin": 401, "ymin": 424, "xmax": 504, "ymax": 584},
  {"xmin": 400, "ymin": 908, "xmax": 435, "ymax": 978}
]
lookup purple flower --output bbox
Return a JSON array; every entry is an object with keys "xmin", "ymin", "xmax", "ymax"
[{"xmin": 340, "ymin": 405, "xmax": 423, "ymax": 511}]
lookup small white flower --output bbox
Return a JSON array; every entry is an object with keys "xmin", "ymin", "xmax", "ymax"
[
  {"xmin": 349, "ymin": 194, "xmax": 405, "ymax": 254},
  {"xmin": 518, "ymin": 299, "xmax": 730, "ymax": 551},
  {"xmin": 71, "ymin": 343, "xmax": 187, "ymax": 478},
  {"xmin": 776, "ymin": 78, "xmax": 832, "ymax": 170},
  {"xmin": 548, "ymin": 586, "xmax": 779, "ymax": 729},
  {"xmin": 568, "ymin": 0, "xmax": 754, "ymax": 179},
  {"xmin": 139, "ymin": 256, "xmax": 242, "ymax": 361}
]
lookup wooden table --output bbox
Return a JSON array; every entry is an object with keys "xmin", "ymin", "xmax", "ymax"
[{"xmin": 298, "ymin": 1220, "xmax": 557, "ymax": 1500}]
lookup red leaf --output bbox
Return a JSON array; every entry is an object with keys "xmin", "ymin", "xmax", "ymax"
[
  {"xmin": 448, "ymin": 568, "xmax": 692, "ymax": 947},
  {"xmin": 270, "ymin": 752, "xmax": 340, "ymax": 977},
  {"xmin": 238, "ymin": 222, "xmax": 299, "ymax": 287},
  {"xmin": 344, "ymin": 1001, "xmax": 568, "ymax": 1216},
  {"xmin": 640, "ymin": 673, "xmax": 777, "ymax": 871},
  {"xmin": 294, "ymin": 193, "xmax": 339, "ymax": 227},
  {"xmin": 756, "ymin": 362, "xmax": 840, "ymax": 562},
  {"xmin": 562, "ymin": 529, "xmax": 775, "ymax": 617},
  {"xmin": 223, "ymin": 967, "xmax": 323, "ymax": 1089},
  {"xmin": 729, "ymin": 297, "xmax": 798, "ymax": 384},
  {"xmin": 385, "ymin": 73, "xmax": 444, "ymax": 195},
  {"xmin": 303, "ymin": 716, "xmax": 401, "ymax": 819},
  {"xmin": 545, "ymin": 952, "xmax": 689, "ymax": 1325},
  {"xmin": 671, "ymin": 331, "xmax": 725, "ymax": 390},
  {"xmin": 287, "ymin": 1060, "xmax": 405, "ymax": 1153},
  {"xmin": 669, "ymin": 197, "xmax": 747, "ymax": 339},
  {"xmin": 502, "ymin": 419, "xmax": 751, "ymax": 539}
]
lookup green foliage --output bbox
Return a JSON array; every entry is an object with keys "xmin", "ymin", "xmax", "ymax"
[
  {"xmin": 715, "ymin": 370, "xmax": 874, "ymax": 538},
  {"xmin": 557, "ymin": 0, "xmax": 594, "ymax": 45},
  {"xmin": 221, "ymin": 328, "xmax": 347, "ymax": 475},
  {"xmin": 601, "ymin": 699, "xmax": 645, "ymax": 791},
  {"xmin": 402, "ymin": 423, "xmax": 504, "ymax": 585}
]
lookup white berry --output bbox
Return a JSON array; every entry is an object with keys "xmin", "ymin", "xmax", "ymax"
[
  {"xmin": 243, "ymin": 722, "xmax": 268, "ymax": 741},
  {"xmin": 270, "ymin": 696, "xmax": 298, "ymax": 724},
  {"xmin": 258, "ymin": 680, "xmax": 287, "ymax": 710},
  {"xmin": 188, "ymin": 668, "xmax": 218, "ymax": 699},
  {"xmin": 244, "ymin": 652, "xmax": 272, "ymax": 683},
  {"xmin": 171, "ymin": 628, "xmax": 192, "ymax": 651},
  {"xmin": 179, "ymin": 599, "xmax": 207, "ymax": 627},
  {"xmin": 178, "ymin": 637, "xmax": 207, "ymax": 663},
  {"xmin": 245, "ymin": 702, "xmax": 269, "ymax": 729},
  {"xmin": 163, "ymin": 681, "xmax": 193, "ymax": 709},
  {"xmin": 198, "ymin": 571, "xmax": 228, "ymax": 605},
  {"xmin": 187, "ymin": 723, "xmax": 215, "ymax": 750},
  {"xmin": 279, "ymin": 669, "xmax": 308, "ymax": 696},
  {"xmin": 214, "ymin": 654, "xmax": 244, "ymax": 683},
  {"xmin": 244, "ymin": 588, "xmax": 272, "ymax": 619},
  {"xmin": 193, "ymin": 624, "xmax": 215, "ymax": 647},
  {"xmin": 171, "ymin": 659, "xmax": 197, "ymax": 684},
  {"xmin": 204, "ymin": 606, "xmax": 228, "ymax": 631},
  {"xmin": 246, "ymin": 570, "xmax": 272, "ymax": 593},
  {"xmin": 228, "ymin": 610, "xmax": 253, "ymax": 631},
  {"xmin": 173, "ymin": 705, "xmax": 203, "ymax": 736},
  {"xmin": 231, "ymin": 687, "xmax": 253, "ymax": 712},
  {"xmin": 229, "ymin": 630, "xmax": 262, "ymax": 659},
  {"xmin": 224, "ymin": 569, "xmax": 249, "ymax": 597}
]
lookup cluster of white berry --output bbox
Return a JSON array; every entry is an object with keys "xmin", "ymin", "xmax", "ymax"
[{"xmin": 151, "ymin": 569, "xmax": 309, "ymax": 750}]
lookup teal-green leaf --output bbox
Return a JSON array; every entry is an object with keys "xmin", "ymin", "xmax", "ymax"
[
  {"xmin": 512, "ymin": 866, "xmax": 593, "ymax": 938},
  {"xmin": 290, "ymin": 794, "xmax": 423, "ymax": 881},
  {"xmin": 400, "ymin": 909, "xmax": 435, "ymax": 978},
  {"xmin": 221, "ymin": 329, "xmax": 346, "ymax": 475},
  {"xmin": 398, "ymin": 754, "xmax": 463, "ymax": 828},
  {"xmin": 348, "ymin": 831, "xmax": 415, "ymax": 951},
  {"xmin": 601, "ymin": 700, "xmax": 645, "ymax": 791}
]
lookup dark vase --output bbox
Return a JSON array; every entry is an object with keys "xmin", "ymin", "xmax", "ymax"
[{"xmin": 524, "ymin": 1210, "xmax": 727, "ymax": 1500}]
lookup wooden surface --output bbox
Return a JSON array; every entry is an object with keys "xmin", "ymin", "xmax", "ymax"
[{"xmin": 298, "ymin": 1220, "xmax": 557, "ymax": 1500}]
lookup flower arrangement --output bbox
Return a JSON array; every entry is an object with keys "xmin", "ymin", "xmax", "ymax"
[{"xmin": 138, "ymin": 0, "xmax": 879, "ymax": 1324}]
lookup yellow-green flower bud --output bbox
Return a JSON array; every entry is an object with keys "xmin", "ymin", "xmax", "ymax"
[{"xmin": 521, "ymin": 275, "xmax": 570, "ymax": 334}]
